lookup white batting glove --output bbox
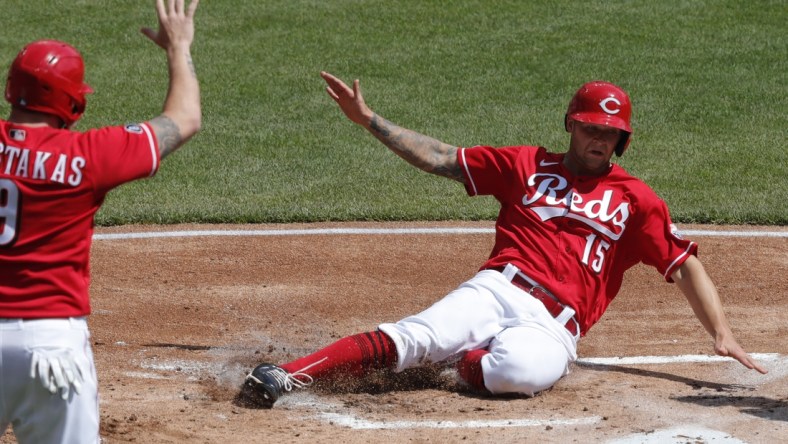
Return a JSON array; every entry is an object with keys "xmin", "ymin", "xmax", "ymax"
[{"xmin": 30, "ymin": 347, "xmax": 87, "ymax": 400}]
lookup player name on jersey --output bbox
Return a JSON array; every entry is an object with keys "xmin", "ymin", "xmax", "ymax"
[{"xmin": 0, "ymin": 143, "xmax": 85, "ymax": 186}]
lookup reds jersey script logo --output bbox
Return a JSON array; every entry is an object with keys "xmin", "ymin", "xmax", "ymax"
[{"xmin": 522, "ymin": 173, "xmax": 630, "ymax": 240}]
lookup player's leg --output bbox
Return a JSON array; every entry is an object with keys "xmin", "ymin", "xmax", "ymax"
[
  {"xmin": 458, "ymin": 322, "xmax": 574, "ymax": 396},
  {"xmin": 242, "ymin": 271, "xmax": 505, "ymax": 408},
  {"xmin": 378, "ymin": 274, "xmax": 504, "ymax": 372},
  {"xmin": 8, "ymin": 319, "xmax": 99, "ymax": 443},
  {"xmin": 0, "ymin": 328, "xmax": 13, "ymax": 436},
  {"xmin": 281, "ymin": 329, "xmax": 397, "ymax": 378},
  {"xmin": 241, "ymin": 330, "xmax": 398, "ymax": 408}
]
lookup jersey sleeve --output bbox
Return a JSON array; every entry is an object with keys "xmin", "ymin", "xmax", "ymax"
[
  {"xmin": 458, "ymin": 145, "xmax": 527, "ymax": 199},
  {"xmin": 632, "ymin": 197, "xmax": 698, "ymax": 282},
  {"xmin": 79, "ymin": 123, "xmax": 160, "ymax": 192}
]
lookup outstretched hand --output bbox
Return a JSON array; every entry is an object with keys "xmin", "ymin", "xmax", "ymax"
[
  {"xmin": 320, "ymin": 71, "xmax": 374, "ymax": 127},
  {"xmin": 715, "ymin": 335, "xmax": 768, "ymax": 374},
  {"xmin": 141, "ymin": 0, "xmax": 199, "ymax": 50}
]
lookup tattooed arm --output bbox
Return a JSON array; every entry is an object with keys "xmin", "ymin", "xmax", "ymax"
[
  {"xmin": 142, "ymin": 0, "xmax": 201, "ymax": 160},
  {"xmin": 366, "ymin": 114, "xmax": 464, "ymax": 182},
  {"xmin": 320, "ymin": 71, "xmax": 465, "ymax": 183}
]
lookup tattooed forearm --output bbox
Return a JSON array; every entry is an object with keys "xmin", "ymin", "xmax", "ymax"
[
  {"xmin": 368, "ymin": 114, "xmax": 465, "ymax": 183},
  {"xmin": 150, "ymin": 115, "xmax": 183, "ymax": 159},
  {"xmin": 186, "ymin": 53, "xmax": 197, "ymax": 78},
  {"xmin": 434, "ymin": 146, "xmax": 465, "ymax": 182},
  {"xmin": 369, "ymin": 114, "xmax": 391, "ymax": 137}
]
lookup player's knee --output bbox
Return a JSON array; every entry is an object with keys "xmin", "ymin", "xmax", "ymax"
[
  {"xmin": 484, "ymin": 371, "xmax": 555, "ymax": 396},
  {"xmin": 379, "ymin": 321, "xmax": 443, "ymax": 371},
  {"xmin": 483, "ymin": 354, "xmax": 564, "ymax": 396}
]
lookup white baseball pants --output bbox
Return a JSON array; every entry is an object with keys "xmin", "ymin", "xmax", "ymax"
[
  {"xmin": 379, "ymin": 269, "xmax": 578, "ymax": 395},
  {"xmin": 0, "ymin": 317, "xmax": 99, "ymax": 444}
]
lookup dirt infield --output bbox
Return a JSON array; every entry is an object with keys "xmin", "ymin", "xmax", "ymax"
[{"xmin": 4, "ymin": 222, "xmax": 786, "ymax": 443}]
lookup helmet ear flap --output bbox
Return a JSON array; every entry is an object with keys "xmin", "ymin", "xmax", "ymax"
[{"xmin": 615, "ymin": 133, "xmax": 631, "ymax": 157}]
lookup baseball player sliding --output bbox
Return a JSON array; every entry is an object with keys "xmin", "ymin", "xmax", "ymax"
[
  {"xmin": 0, "ymin": 0, "xmax": 200, "ymax": 442},
  {"xmin": 240, "ymin": 72, "xmax": 766, "ymax": 408}
]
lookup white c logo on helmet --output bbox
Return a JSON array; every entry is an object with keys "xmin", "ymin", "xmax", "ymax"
[{"xmin": 599, "ymin": 97, "xmax": 621, "ymax": 115}]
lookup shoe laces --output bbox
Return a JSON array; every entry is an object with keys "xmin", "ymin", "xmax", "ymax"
[
  {"xmin": 282, "ymin": 356, "xmax": 328, "ymax": 392},
  {"xmin": 271, "ymin": 367, "xmax": 312, "ymax": 392},
  {"xmin": 264, "ymin": 357, "xmax": 327, "ymax": 393}
]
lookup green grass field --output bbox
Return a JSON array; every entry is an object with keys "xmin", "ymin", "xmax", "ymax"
[{"xmin": 1, "ymin": 0, "xmax": 785, "ymax": 225}]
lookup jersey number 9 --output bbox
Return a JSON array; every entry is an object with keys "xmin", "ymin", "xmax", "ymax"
[{"xmin": 0, "ymin": 179, "xmax": 20, "ymax": 247}]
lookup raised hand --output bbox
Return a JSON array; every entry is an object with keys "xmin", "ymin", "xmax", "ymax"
[
  {"xmin": 141, "ymin": 0, "xmax": 199, "ymax": 50},
  {"xmin": 320, "ymin": 71, "xmax": 374, "ymax": 127}
]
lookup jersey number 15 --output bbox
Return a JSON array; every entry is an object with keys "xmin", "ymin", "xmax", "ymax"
[{"xmin": 582, "ymin": 233, "xmax": 610, "ymax": 274}]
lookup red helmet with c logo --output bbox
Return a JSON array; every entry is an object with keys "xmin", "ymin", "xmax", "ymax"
[
  {"xmin": 565, "ymin": 81, "xmax": 632, "ymax": 156},
  {"xmin": 5, "ymin": 40, "xmax": 93, "ymax": 127}
]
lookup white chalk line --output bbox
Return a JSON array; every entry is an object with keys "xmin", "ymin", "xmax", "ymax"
[
  {"xmin": 577, "ymin": 352, "xmax": 780, "ymax": 366},
  {"xmin": 317, "ymin": 412, "xmax": 602, "ymax": 429},
  {"xmin": 129, "ymin": 353, "xmax": 782, "ymax": 381},
  {"xmin": 93, "ymin": 226, "xmax": 788, "ymax": 240}
]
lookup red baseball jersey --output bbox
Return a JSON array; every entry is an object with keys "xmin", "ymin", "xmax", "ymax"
[
  {"xmin": 0, "ymin": 121, "xmax": 159, "ymax": 318},
  {"xmin": 458, "ymin": 145, "xmax": 697, "ymax": 335}
]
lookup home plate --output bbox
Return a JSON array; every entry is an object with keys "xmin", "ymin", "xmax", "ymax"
[{"xmin": 608, "ymin": 425, "xmax": 746, "ymax": 444}]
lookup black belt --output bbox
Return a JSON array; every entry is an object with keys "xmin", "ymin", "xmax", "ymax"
[{"xmin": 492, "ymin": 266, "xmax": 580, "ymax": 337}]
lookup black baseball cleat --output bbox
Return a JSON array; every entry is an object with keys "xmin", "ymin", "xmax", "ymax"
[{"xmin": 241, "ymin": 363, "xmax": 314, "ymax": 409}]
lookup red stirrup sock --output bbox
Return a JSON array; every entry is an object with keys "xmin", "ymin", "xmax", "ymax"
[
  {"xmin": 457, "ymin": 349, "xmax": 489, "ymax": 391},
  {"xmin": 280, "ymin": 330, "xmax": 397, "ymax": 380}
]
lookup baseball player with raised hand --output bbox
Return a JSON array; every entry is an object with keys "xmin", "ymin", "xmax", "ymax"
[
  {"xmin": 240, "ymin": 71, "xmax": 766, "ymax": 409},
  {"xmin": 0, "ymin": 0, "xmax": 200, "ymax": 442}
]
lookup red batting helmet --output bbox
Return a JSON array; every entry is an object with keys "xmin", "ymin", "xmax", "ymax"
[
  {"xmin": 5, "ymin": 40, "xmax": 93, "ymax": 127},
  {"xmin": 565, "ymin": 81, "xmax": 632, "ymax": 156}
]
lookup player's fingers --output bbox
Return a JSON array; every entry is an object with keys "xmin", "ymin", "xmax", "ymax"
[
  {"xmin": 321, "ymin": 72, "xmax": 350, "ymax": 94},
  {"xmin": 353, "ymin": 79, "xmax": 363, "ymax": 102},
  {"xmin": 42, "ymin": 361, "xmax": 58, "ymax": 394},
  {"xmin": 741, "ymin": 354, "xmax": 768, "ymax": 374},
  {"xmin": 35, "ymin": 355, "xmax": 55, "ymax": 393},
  {"xmin": 319, "ymin": 71, "xmax": 336, "ymax": 83},
  {"xmin": 50, "ymin": 359, "xmax": 67, "ymax": 390},
  {"xmin": 155, "ymin": 0, "xmax": 167, "ymax": 19},
  {"xmin": 52, "ymin": 363, "xmax": 71, "ymax": 400},
  {"xmin": 187, "ymin": 0, "xmax": 200, "ymax": 18},
  {"xmin": 325, "ymin": 86, "xmax": 340, "ymax": 101},
  {"xmin": 30, "ymin": 351, "xmax": 40, "ymax": 378},
  {"xmin": 140, "ymin": 27, "xmax": 156, "ymax": 42},
  {"xmin": 59, "ymin": 355, "xmax": 76, "ymax": 384},
  {"xmin": 72, "ymin": 377, "xmax": 83, "ymax": 395},
  {"xmin": 725, "ymin": 346, "xmax": 769, "ymax": 374}
]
